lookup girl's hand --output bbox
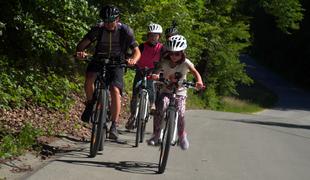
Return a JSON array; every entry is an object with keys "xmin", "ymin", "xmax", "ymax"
[
  {"xmin": 168, "ymin": 74, "xmax": 177, "ymax": 83},
  {"xmin": 195, "ymin": 81, "xmax": 205, "ymax": 90},
  {"xmin": 150, "ymin": 74, "xmax": 159, "ymax": 80},
  {"xmin": 75, "ymin": 51, "xmax": 88, "ymax": 60}
]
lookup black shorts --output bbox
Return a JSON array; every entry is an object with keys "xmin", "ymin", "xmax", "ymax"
[{"xmin": 86, "ymin": 61, "xmax": 124, "ymax": 93}]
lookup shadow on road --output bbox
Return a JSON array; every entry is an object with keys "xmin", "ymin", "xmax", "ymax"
[
  {"xmin": 232, "ymin": 119, "xmax": 310, "ymax": 130},
  {"xmin": 218, "ymin": 118, "xmax": 310, "ymax": 140},
  {"xmin": 56, "ymin": 159, "xmax": 158, "ymax": 174}
]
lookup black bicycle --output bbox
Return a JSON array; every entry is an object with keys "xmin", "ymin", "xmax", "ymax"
[
  {"xmin": 86, "ymin": 55, "xmax": 127, "ymax": 158},
  {"xmin": 156, "ymin": 72, "xmax": 198, "ymax": 174}
]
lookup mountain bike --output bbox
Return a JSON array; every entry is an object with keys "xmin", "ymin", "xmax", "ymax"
[
  {"xmin": 156, "ymin": 72, "xmax": 198, "ymax": 174},
  {"xmin": 131, "ymin": 67, "xmax": 153, "ymax": 147},
  {"xmin": 86, "ymin": 55, "xmax": 127, "ymax": 158}
]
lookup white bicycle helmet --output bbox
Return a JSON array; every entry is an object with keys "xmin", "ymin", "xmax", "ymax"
[
  {"xmin": 148, "ymin": 23, "xmax": 163, "ymax": 34},
  {"xmin": 166, "ymin": 35, "xmax": 187, "ymax": 51}
]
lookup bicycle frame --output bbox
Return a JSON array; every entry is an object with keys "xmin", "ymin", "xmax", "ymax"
[{"xmin": 92, "ymin": 62, "xmax": 110, "ymax": 123}]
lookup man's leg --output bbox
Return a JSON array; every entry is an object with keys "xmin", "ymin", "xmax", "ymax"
[
  {"xmin": 109, "ymin": 85, "xmax": 121, "ymax": 140},
  {"xmin": 85, "ymin": 72, "xmax": 97, "ymax": 101},
  {"xmin": 110, "ymin": 85, "xmax": 121, "ymax": 124},
  {"xmin": 108, "ymin": 67, "xmax": 124, "ymax": 140},
  {"xmin": 81, "ymin": 72, "xmax": 97, "ymax": 122}
]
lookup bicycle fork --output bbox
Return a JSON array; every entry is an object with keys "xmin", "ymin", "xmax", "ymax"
[
  {"xmin": 139, "ymin": 89, "xmax": 149, "ymax": 120},
  {"xmin": 159, "ymin": 108, "xmax": 178, "ymax": 145}
]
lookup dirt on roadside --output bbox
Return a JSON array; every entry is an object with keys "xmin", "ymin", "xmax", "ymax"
[{"xmin": 0, "ymin": 92, "xmax": 131, "ymax": 180}]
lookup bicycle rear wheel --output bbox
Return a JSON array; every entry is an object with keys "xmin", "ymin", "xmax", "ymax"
[
  {"xmin": 90, "ymin": 89, "xmax": 108, "ymax": 157},
  {"xmin": 158, "ymin": 111, "xmax": 174, "ymax": 174}
]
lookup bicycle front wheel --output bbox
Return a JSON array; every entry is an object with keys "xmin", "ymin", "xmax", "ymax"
[
  {"xmin": 158, "ymin": 111, "xmax": 175, "ymax": 174},
  {"xmin": 90, "ymin": 89, "xmax": 108, "ymax": 157},
  {"xmin": 139, "ymin": 91, "xmax": 150, "ymax": 143},
  {"xmin": 135, "ymin": 117, "xmax": 142, "ymax": 147}
]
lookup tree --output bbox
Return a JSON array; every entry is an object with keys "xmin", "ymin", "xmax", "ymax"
[{"xmin": 0, "ymin": 0, "xmax": 96, "ymax": 67}]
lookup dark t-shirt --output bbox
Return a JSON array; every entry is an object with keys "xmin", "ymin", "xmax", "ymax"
[{"xmin": 84, "ymin": 22, "xmax": 138, "ymax": 58}]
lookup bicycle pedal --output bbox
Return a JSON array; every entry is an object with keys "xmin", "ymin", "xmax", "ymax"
[
  {"xmin": 171, "ymin": 141, "xmax": 177, "ymax": 146},
  {"xmin": 150, "ymin": 109, "xmax": 156, "ymax": 115}
]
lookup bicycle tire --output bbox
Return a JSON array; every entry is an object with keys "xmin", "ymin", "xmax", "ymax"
[
  {"xmin": 98, "ymin": 126, "xmax": 107, "ymax": 151},
  {"xmin": 135, "ymin": 111, "xmax": 142, "ymax": 147},
  {"xmin": 158, "ymin": 111, "xmax": 175, "ymax": 174},
  {"xmin": 135, "ymin": 91, "xmax": 144, "ymax": 147},
  {"xmin": 140, "ymin": 91, "xmax": 150, "ymax": 143},
  {"xmin": 171, "ymin": 109, "xmax": 178, "ymax": 145},
  {"xmin": 90, "ymin": 89, "xmax": 108, "ymax": 157}
]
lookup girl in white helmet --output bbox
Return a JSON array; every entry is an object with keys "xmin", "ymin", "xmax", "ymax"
[
  {"xmin": 125, "ymin": 23, "xmax": 167, "ymax": 130},
  {"xmin": 148, "ymin": 35, "xmax": 204, "ymax": 150}
]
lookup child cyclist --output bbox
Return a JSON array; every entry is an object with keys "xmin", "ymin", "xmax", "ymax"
[
  {"xmin": 125, "ymin": 23, "xmax": 166, "ymax": 130},
  {"xmin": 148, "ymin": 35, "xmax": 204, "ymax": 150}
]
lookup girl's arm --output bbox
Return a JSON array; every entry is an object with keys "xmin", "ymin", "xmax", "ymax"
[{"xmin": 189, "ymin": 65, "xmax": 204, "ymax": 89}]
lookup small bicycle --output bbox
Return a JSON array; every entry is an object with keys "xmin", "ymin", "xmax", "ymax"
[
  {"xmin": 85, "ymin": 55, "xmax": 127, "ymax": 158},
  {"xmin": 155, "ymin": 72, "xmax": 201, "ymax": 174},
  {"xmin": 131, "ymin": 67, "xmax": 154, "ymax": 147}
]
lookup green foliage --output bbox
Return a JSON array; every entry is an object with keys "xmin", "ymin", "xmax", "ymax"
[
  {"xmin": 0, "ymin": 123, "xmax": 43, "ymax": 159},
  {"xmin": 186, "ymin": 89, "xmax": 208, "ymax": 109},
  {"xmin": 260, "ymin": 0, "xmax": 304, "ymax": 32},
  {"xmin": 204, "ymin": 84, "xmax": 221, "ymax": 110},
  {"xmin": 0, "ymin": 56, "xmax": 82, "ymax": 110},
  {"xmin": 124, "ymin": 69, "xmax": 136, "ymax": 95},
  {"xmin": 0, "ymin": 0, "xmax": 97, "ymax": 58},
  {"xmin": 203, "ymin": 0, "xmax": 253, "ymax": 102}
]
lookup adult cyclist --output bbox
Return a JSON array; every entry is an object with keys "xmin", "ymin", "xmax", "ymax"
[{"xmin": 75, "ymin": 5, "xmax": 141, "ymax": 140}]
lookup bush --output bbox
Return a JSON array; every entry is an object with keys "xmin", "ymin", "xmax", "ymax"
[
  {"xmin": 0, "ymin": 123, "xmax": 43, "ymax": 159},
  {"xmin": 0, "ymin": 56, "xmax": 82, "ymax": 110}
]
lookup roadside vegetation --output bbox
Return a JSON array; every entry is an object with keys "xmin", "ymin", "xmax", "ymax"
[
  {"xmin": 0, "ymin": 0, "xmax": 305, "ymax": 160},
  {"xmin": 220, "ymin": 81, "xmax": 278, "ymax": 113}
]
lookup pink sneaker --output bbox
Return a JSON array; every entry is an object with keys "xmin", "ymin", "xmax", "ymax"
[
  {"xmin": 179, "ymin": 133, "xmax": 189, "ymax": 150},
  {"xmin": 147, "ymin": 134, "xmax": 160, "ymax": 146}
]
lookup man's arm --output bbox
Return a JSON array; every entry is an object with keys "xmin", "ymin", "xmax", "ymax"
[
  {"xmin": 127, "ymin": 46, "xmax": 141, "ymax": 66},
  {"xmin": 75, "ymin": 38, "xmax": 92, "ymax": 59}
]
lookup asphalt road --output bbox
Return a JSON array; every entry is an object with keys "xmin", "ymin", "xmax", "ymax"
[
  {"xmin": 24, "ymin": 109, "xmax": 310, "ymax": 180},
  {"xmin": 21, "ymin": 55, "xmax": 310, "ymax": 179}
]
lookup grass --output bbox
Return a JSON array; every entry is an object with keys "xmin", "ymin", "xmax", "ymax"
[
  {"xmin": 221, "ymin": 80, "xmax": 278, "ymax": 113},
  {"xmin": 186, "ymin": 80, "xmax": 278, "ymax": 113},
  {"xmin": 220, "ymin": 97, "xmax": 263, "ymax": 113}
]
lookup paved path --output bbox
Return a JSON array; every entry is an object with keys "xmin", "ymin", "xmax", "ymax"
[{"xmin": 25, "ymin": 109, "xmax": 310, "ymax": 180}]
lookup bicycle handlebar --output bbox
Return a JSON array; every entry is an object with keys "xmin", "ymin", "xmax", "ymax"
[
  {"xmin": 155, "ymin": 78, "xmax": 205, "ymax": 90},
  {"xmin": 77, "ymin": 55, "xmax": 129, "ymax": 68}
]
